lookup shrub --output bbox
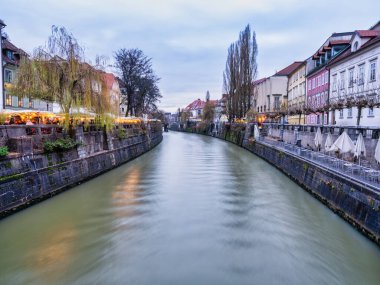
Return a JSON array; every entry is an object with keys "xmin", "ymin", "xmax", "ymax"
[
  {"xmin": 117, "ymin": 128, "xmax": 127, "ymax": 140},
  {"xmin": 0, "ymin": 146, "xmax": 9, "ymax": 157},
  {"xmin": 44, "ymin": 138, "xmax": 79, "ymax": 153}
]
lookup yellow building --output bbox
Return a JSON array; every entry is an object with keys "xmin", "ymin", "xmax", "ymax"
[{"xmin": 287, "ymin": 61, "xmax": 306, "ymax": 124}]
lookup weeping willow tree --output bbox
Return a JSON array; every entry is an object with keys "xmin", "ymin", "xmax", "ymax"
[{"xmin": 11, "ymin": 26, "xmax": 111, "ymax": 127}]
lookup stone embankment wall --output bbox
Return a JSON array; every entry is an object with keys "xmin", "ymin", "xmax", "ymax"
[
  {"xmin": 0, "ymin": 127, "xmax": 162, "ymax": 217},
  {"xmin": 179, "ymin": 125, "xmax": 380, "ymax": 245}
]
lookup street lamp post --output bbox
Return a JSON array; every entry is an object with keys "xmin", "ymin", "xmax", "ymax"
[{"xmin": 0, "ymin": 19, "xmax": 6, "ymax": 111}]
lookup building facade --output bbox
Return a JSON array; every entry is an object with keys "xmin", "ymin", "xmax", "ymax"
[
  {"xmin": 305, "ymin": 32, "xmax": 354, "ymax": 125},
  {"xmin": 104, "ymin": 73, "xmax": 121, "ymax": 116},
  {"xmin": 253, "ymin": 62, "xmax": 304, "ymax": 122},
  {"xmin": 328, "ymin": 29, "xmax": 380, "ymax": 126},
  {"xmin": 1, "ymin": 35, "xmax": 51, "ymax": 112},
  {"xmin": 185, "ymin": 98, "xmax": 206, "ymax": 119},
  {"xmin": 287, "ymin": 61, "xmax": 306, "ymax": 124}
]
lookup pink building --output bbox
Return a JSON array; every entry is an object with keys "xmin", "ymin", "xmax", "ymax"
[
  {"xmin": 306, "ymin": 68, "xmax": 329, "ymax": 124},
  {"xmin": 305, "ymin": 32, "xmax": 354, "ymax": 124}
]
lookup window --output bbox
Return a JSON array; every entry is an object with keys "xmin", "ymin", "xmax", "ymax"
[
  {"xmin": 4, "ymin": 69, "xmax": 13, "ymax": 83},
  {"xmin": 348, "ymin": 107, "xmax": 352, "ymax": 118},
  {"xmin": 348, "ymin": 68, "xmax": 354, "ymax": 87},
  {"xmin": 321, "ymin": 73, "xmax": 325, "ymax": 85},
  {"xmin": 339, "ymin": 109, "xmax": 344, "ymax": 119},
  {"xmin": 274, "ymin": 97, "xmax": 280, "ymax": 110},
  {"xmin": 368, "ymin": 107, "xmax": 374, "ymax": 117},
  {"xmin": 340, "ymin": 71, "xmax": 345, "ymax": 89},
  {"xmin": 11, "ymin": 96, "xmax": 18, "ymax": 107},
  {"xmin": 308, "ymin": 80, "xmax": 311, "ymax": 91},
  {"xmin": 6, "ymin": 50, "xmax": 14, "ymax": 60},
  {"xmin": 370, "ymin": 60, "xmax": 377, "ymax": 81},
  {"xmin": 316, "ymin": 93, "xmax": 320, "ymax": 107},
  {"xmin": 5, "ymin": 94, "xmax": 11, "ymax": 106},
  {"xmin": 332, "ymin": 74, "xmax": 337, "ymax": 91},
  {"xmin": 312, "ymin": 78, "xmax": 316, "ymax": 89},
  {"xmin": 353, "ymin": 41, "xmax": 359, "ymax": 52},
  {"xmin": 22, "ymin": 97, "xmax": 29, "ymax": 108},
  {"xmin": 325, "ymin": 72, "xmax": 328, "ymax": 83},
  {"xmin": 358, "ymin": 64, "xmax": 365, "ymax": 85}
]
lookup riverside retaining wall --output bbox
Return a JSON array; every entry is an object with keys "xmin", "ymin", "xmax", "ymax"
[
  {"xmin": 180, "ymin": 125, "xmax": 380, "ymax": 245},
  {"xmin": 0, "ymin": 130, "xmax": 162, "ymax": 218}
]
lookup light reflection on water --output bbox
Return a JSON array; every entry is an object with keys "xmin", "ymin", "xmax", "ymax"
[{"xmin": 0, "ymin": 132, "xmax": 380, "ymax": 285}]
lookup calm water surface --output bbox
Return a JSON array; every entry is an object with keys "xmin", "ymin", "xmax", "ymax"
[{"xmin": 1, "ymin": 132, "xmax": 380, "ymax": 285}]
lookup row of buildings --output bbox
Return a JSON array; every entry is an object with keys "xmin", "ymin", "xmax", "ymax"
[
  {"xmin": 0, "ymin": 20, "xmax": 126, "ymax": 116},
  {"xmin": 253, "ymin": 20, "xmax": 380, "ymax": 127}
]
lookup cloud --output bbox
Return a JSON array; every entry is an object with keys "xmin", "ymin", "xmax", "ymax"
[{"xmin": 1, "ymin": 0, "xmax": 380, "ymax": 112}]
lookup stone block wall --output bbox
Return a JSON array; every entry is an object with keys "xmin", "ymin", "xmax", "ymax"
[
  {"xmin": 0, "ymin": 131, "xmax": 162, "ymax": 217},
  {"xmin": 242, "ymin": 139, "xmax": 380, "ymax": 244}
]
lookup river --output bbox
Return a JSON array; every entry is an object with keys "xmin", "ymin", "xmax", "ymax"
[{"xmin": 0, "ymin": 132, "xmax": 379, "ymax": 285}]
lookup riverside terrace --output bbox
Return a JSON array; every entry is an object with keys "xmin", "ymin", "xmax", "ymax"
[
  {"xmin": 258, "ymin": 137, "xmax": 380, "ymax": 192},
  {"xmin": 263, "ymin": 123, "xmax": 380, "ymax": 168},
  {"xmin": 259, "ymin": 123, "xmax": 380, "ymax": 189}
]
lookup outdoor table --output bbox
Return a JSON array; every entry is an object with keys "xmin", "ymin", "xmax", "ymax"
[
  {"xmin": 350, "ymin": 164, "xmax": 361, "ymax": 175},
  {"xmin": 317, "ymin": 154, "xmax": 325, "ymax": 163},
  {"xmin": 343, "ymin": 163, "xmax": 354, "ymax": 174}
]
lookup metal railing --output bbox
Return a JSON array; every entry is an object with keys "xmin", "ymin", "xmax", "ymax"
[{"xmin": 258, "ymin": 136, "xmax": 380, "ymax": 192}]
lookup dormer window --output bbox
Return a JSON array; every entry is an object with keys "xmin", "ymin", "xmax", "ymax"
[
  {"xmin": 6, "ymin": 50, "xmax": 14, "ymax": 60},
  {"xmin": 353, "ymin": 41, "xmax": 359, "ymax": 52}
]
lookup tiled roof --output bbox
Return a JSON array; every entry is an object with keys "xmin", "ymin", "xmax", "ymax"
[
  {"xmin": 274, "ymin": 61, "xmax": 304, "ymax": 76},
  {"xmin": 2, "ymin": 39, "xmax": 19, "ymax": 52},
  {"xmin": 356, "ymin": 30, "xmax": 380, "ymax": 38},
  {"xmin": 208, "ymin": 100, "xmax": 217, "ymax": 107},
  {"xmin": 2, "ymin": 39, "xmax": 27, "ymax": 66},
  {"xmin": 185, "ymin": 99, "xmax": 206, "ymax": 110},
  {"xmin": 328, "ymin": 35, "xmax": 380, "ymax": 67},
  {"xmin": 361, "ymin": 34, "xmax": 380, "ymax": 49},
  {"xmin": 253, "ymin": 77, "xmax": 267, "ymax": 85},
  {"xmin": 104, "ymin": 73, "xmax": 117, "ymax": 89},
  {"xmin": 327, "ymin": 40, "xmax": 351, "ymax": 47}
]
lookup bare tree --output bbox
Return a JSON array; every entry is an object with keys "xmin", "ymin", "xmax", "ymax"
[
  {"xmin": 114, "ymin": 48, "xmax": 161, "ymax": 117},
  {"xmin": 223, "ymin": 25, "xmax": 258, "ymax": 121}
]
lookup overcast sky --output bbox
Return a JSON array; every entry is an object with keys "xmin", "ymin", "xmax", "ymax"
[{"xmin": 1, "ymin": 0, "xmax": 379, "ymax": 112}]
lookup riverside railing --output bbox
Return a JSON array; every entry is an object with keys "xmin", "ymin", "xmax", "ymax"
[{"xmin": 258, "ymin": 136, "xmax": 380, "ymax": 192}]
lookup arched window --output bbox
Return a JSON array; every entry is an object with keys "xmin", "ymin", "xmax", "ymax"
[{"xmin": 353, "ymin": 41, "xmax": 359, "ymax": 52}]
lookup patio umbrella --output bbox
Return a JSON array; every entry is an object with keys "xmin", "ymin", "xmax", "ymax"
[
  {"xmin": 354, "ymin": 133, "xmax": 366, "ymax": 165},
  {"xmin": 375, "ymin": 138, "xmax": 380, "ymax": 164},
  {"xmin": 325, "ymin": 132, "xmax": 333, "ymax": 152},
  {"xmin": 329, "ymin": 131, "xmax": 354, "ymax": 154},
  {"xmin": 314, "ymin": 127, "xmax": 323, "ymax": 151},
  {"xmin": 254, "ymin": 125, "xmax": 260, "ymax": 140}
]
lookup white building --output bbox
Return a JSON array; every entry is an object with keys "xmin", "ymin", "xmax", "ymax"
[
  {"xmin": 328, "ymin": 28, "xmax": 380, "ymax": 126},
  {"xmin": 253, "ymin": 62, "xmax": 303, "ymax": 122}
]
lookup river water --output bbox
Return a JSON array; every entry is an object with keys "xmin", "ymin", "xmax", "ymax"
[{"xmin": 0, "ymin": 132, "xmax": 380, "ymax": 285}]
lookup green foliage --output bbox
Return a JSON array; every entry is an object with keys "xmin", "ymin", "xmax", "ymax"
[
  {"xmin": 369, "ymin": 198, "xmax": 375, "ymax": 209},
  {"xmin": 0, "ymin": 146, "xmax": 9, "ymax": 157},
  {"xmin": 118, "ymin": 128, "xmax": 127, "ymax": 140},
  {"xmin": 44, "ymin": 138, "xmax": 79, "ymax": 153},
  {"xmin": 246, "ymin": 108, "xmax": 258, "ymax": 123},
  {"xmin": 202, "ymin": 102, "xmax": 215, "ymax": 123},
  {"xmin": 0, "ymin": 173, "xmax": 23, "ymax": 182},
  {"xmin": 0, "ymin": 113, "xmax": 7, "ymax": 124}
]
